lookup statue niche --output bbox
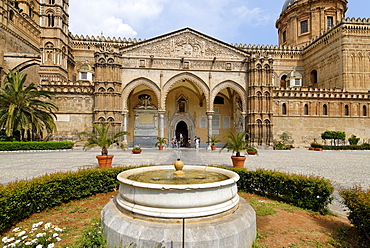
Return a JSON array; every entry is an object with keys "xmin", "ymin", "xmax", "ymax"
[{"xmin": 176, "ymin": 95, "xmax": 188, "ymax": 113}]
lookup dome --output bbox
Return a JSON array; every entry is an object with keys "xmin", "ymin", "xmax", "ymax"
[
  {"xmin": 287, "ymin": 70, "xmax": 302, "ymax": 78},
  {"xmin": 282, "ymin": 0, "xmax": 299, "ymax": 13},
  {"xmin": 79, "ymin": 63, "xmax": 93, "ymax": 71}
]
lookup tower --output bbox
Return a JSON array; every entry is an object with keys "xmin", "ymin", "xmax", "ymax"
[
  {"xmin": 276, "ymin": 0, "xmax": 347, "ymax": 47},
  {"xmin": 39, "ymin": 0, "xmax": 71, "ymax": 83}
]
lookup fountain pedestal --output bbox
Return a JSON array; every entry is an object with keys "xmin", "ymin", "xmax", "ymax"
[
  {"xmin": 102, "ymin": 197, "xmax": 256, "ymax": 248},
  {"xmin": 101, "ymin": 165, "xmax": 256, "ymax": 248}
]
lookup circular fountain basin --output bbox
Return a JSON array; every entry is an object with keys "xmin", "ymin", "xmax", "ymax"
[{"xmin": 115, "ymin": 165, "xmax": 240, "ymax": 218}]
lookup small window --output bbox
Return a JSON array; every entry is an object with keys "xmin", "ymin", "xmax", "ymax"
[
  {"xmin": 214, "ymin": 96, "xmax": 224, "ymax": 104},
  {"xmin": 282, "ymin": 103, "xmax": 287, "ymax": 115},
  {"xmin": 327, "ymin": 16, "xmax": 334, "ymax": 29},
  {"xmin": 48, "ymin": 14, "xmax": 55, "ymax": 27},
  {"xmin": 363, "ymin": 105, "xmax": 367, "ymax": 116},
  {"xmin": 344, "ymin": 105, "xmax": 349, "ymax": 116},
  {"xmin": 310, "ymin": 70, "xmax": 318, "ymax": 85},
  {"xmin": 295, "ymin": 78, "xmax": 301, "ymax": 86},
  {"xmin": 323, "ymin": 104, "xmax": 328, "ymax": 116},
  {"xmin": 300, "ymin": 20, "xmax": 309, "ymax": 34},
  {"xmin": 80, "ymin": 72, "xmax": 87, "ymax": 80},
  {"xmin": 280, "ymin": 75, "xmax": 287, "ymax": 88},
  {"xmin": 9, "ymin": 10, "xmax": 14, "ymax": 21},
  {"xmin": 282, "ymin": 31, "xmax": 287, "ymax": 43},
  {"xmin": 304, "ymin": 104, "xmax": 309, "ymax": 115},
  {"xmin": 50, "ymin": 0, "xmax": 55, "ymax": 4}
]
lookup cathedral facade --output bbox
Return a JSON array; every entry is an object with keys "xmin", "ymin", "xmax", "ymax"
[{"xmin": 1, "ymin": 0, "xmax": 370, "ymax": 147}]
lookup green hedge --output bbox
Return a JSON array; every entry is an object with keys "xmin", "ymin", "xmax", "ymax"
[
  {"xmin": 340, "ymin": 186, "xmax": 370, "ymax": 241},
  {"xmin": 310, "ymin": 143, "xmax": 370, "ymax": 150},
  {"xmin": 0, "ymin": 141, "xmax": 74, "ymax": 151},
  {"xmin": 0, "ymin": 167, "xmax": 136, "ymax": 232},
  {"xmin": 230, "ymin": 168, "xmax": 334, "ymax": 213},
  {"xmin": 0, "ymin": 166, "xmax": 334, "ymax": 233}
]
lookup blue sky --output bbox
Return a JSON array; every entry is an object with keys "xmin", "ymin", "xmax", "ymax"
[{"xmin": 69, "ymin": 0, "xmax": 369, "ymax": 46}]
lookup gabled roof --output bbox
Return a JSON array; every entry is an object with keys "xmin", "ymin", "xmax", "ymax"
[{"xmin": 120, "ymin": 27, "xmax": 249, "ymax": 60}]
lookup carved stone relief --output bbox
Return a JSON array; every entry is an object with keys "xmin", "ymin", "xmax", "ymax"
[{"xmin": 121, "ymin": 31, "xmax": 246, "ymax": 60}]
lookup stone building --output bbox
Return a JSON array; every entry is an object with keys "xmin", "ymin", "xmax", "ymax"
[{"xmin": 1, "ymin": 0, "xmax": 369, "ymax": 147}]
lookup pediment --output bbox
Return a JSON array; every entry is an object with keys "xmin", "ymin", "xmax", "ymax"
[{"xmin": 120, "ymin": 28, "xmax": 248, "ymax": 61}]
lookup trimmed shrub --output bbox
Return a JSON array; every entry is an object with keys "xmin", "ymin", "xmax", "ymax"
[
  {"xmin": 348, "ymin": 135, "xmax": 360, "ymax": 145},
  {"xmin": 310, "ymin": 143, "xmax": 323, "ymax": 148},
  {"xmin": 0, "ymin": 167, "xmax": 136, "ymax": 232},
  {"xmin": 230, "ymin": 168, "xmax": 334, "ymax": 213},
  {"xmin": 321, "ymin": 143, "xmax": 370, "ymax": 150},
  {"xmin": 340, "ymin": 186, "xmax": 370, "ymax": 241},
  {"xmin": 310, "ymin": 143, "xmax": 370, "ymax": 150},
  {"xmin": 0, "ymin": 141, "xmax": 74, "ymax": 151}
]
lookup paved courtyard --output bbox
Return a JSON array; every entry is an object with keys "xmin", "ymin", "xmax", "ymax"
[{"xmin": 0, "ymin": 147, "xmax": 369, "ymax": 216}]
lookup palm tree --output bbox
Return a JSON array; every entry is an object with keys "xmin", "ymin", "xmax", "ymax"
[
  {"xmin": 80, "ymin": 121, "xmax": 130, "ymax": 156},
  {"xmin": 220, "ymin": 131, "xmax": 249, "ymax": 157},
  {"xmin": 0, "ymin": 70, "xmax": 58, "ymax": 140}
]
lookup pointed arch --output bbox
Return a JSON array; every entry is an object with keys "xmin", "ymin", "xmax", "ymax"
[
  {"xmin": 121, "ymin": 77, "xmax": 161, "ymax": 110},
  {"xmin": 163, "ymin": 72, "xmax": 209, "ymax": 110},
  {"xmin": 211, "ymin": 80, "xmax": 247, "ymax": 112}
]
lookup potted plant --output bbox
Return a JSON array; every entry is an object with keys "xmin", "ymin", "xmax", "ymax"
[
  {"xmin": 132, "ymin": 144, "xmax": 142, "ymax": 154},
  {"xmin": 220, "ymin": 131, "xmax": 248, "ymax": 168},
  {"xmin": 80, "ymin": 122, "xmax": 129, "ymax": 168},
  {"xmin": 207, "ymin": 135, "xmax": 220, "ymax": 150},
  {"xmin": 154, "ymin": 137, "xmax": 168, "ymax": 150},
  {"xmin": 246, "ymin": 146, "xmax": 258, "ymax": 155}
]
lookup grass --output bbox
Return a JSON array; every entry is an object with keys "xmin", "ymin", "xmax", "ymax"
[{"xmin": 1, "ymin": 192, "xmax": 368, "ymax": 248}]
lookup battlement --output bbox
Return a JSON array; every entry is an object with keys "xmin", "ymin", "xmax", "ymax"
[
  {"xmin": 274, "ymin": 87, "xmax": 370, "ymax": 100},
  {"xmin": 70, "ymin": 33, "xmax": 144, "ymax": 46}
]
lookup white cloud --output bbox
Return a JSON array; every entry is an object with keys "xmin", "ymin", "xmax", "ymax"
[
  {"xmin": 68, "ymin": 0, "xmax": 280, "ymax": 43},
  {"xmin": 232, "ymin": 6, "xmax": 272, "ymax": 26},
  {"xmin": 102, "ymin": 17, "xmax": 137, "ymax": 37}
]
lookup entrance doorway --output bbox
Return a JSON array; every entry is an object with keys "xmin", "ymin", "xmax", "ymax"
[{"xmin": 175, "ymin": 121, "xmax": 188, "ymax": 147}]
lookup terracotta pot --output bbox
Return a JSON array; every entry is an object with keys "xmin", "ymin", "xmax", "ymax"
[
  {"xmin": 132, "ymin": 149, "xmax": 142, "ymax": 154},
  {"xmin": 96, "ymin": 155, "xmax": 114, "ymax": 168},
  {"xmin": 211, "ymin": 145, "xmax": 217, "ymax": 150},
  {"xmin": 231, "ymin": 156, "xmax": 246, "ymax": 168},
  {"xmin": 247, "ymin": 151, "xmax": 257, "ymax": 155},
  {"xmin": 309, "ymin": 148, "xmax": 315, "ymax": 150},
  {"xmin": 315, "ymin": 148, "xmax": 323, "ymax": 151},
  {"xmin": 158, "ymin": 145, "xmax": 164, "ymax": 150}
]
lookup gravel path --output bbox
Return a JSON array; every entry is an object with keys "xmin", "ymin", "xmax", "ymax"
[{"xmin": 1, "ymin": 148, "xmax": 369, "ymax": 216}]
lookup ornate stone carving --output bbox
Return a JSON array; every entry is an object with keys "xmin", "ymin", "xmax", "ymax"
[{"xmin": 121, "ymin": 29, "xmax": 247, "ymax": 60}]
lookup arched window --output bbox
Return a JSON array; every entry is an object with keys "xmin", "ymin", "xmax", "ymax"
[
  {"xmin": 256, "ymin": 92, "xmax": 262, "ymax": 112},
  {"xmin": 50, "ymin": 0, "xmax": 55, "ymax": 4},
  {"xmin": 47, "ymin": 13, "xmax": 54, "ymax": 27},
  {"xmin": 9, "ymin": 10, "xmax": 14, "ymax": 21},
  {"xmin": 344, "ymin": 105, "xmax": 349, "ymax": 116},
  {"xmin": 280, "ymin": 75, "xmax": 287, "ymax": 88},
  {"xmin": 323, "ymin": 104, "xmax": 328, "ymax": 115},
  {"xmin": 282, "ymin": 103, "xmax": 287, "ymax": 115},
  {"xmin": 310, "ymin": 70, "xmax": 318, "ymax": 85},
  {"xmin": 304, "ymin": 104, "xmax": 309, "ymax": 115},
  {"xmin": 363, "ymin": 105, "xmax": 367, "ymax": 116}
]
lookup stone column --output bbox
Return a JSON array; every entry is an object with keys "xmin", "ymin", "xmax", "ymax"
[
  {"xmin": 158, "ymin": 111, "xmax": 165, "ymax": 138},
  {"xmin": 207, "ymin": 112, "xmax": 214, "ymax": 149},
  {"xmin": 241, "ymin": 112, "xmax": 247, "ymax": 132},
  {"xmin": 122, "ymin": 110, "xmax": 128, "ymax": 143}
]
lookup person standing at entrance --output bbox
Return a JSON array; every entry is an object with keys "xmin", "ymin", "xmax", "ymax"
[{"xmin": 194, "ymin": 136, "xmax": 199, "ymax": 149}]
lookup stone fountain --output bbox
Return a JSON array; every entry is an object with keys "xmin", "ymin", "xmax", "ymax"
[{"xmin": 101, "ymin": 160, "xmax": 256, "ymax": 248}]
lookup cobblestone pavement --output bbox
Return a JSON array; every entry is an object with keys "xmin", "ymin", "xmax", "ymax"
[{"xmin": 1, "ymin": 147, "xmax": 369, "ymax": 216}]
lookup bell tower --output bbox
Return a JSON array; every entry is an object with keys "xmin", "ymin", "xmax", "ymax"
[
  {"xmin": 39, "ymin": 0, "xmax": 71, "ymax": 83},
  {"xmin": 276, "ymin": 0, "xmax": 347, "ymax": 47}
]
